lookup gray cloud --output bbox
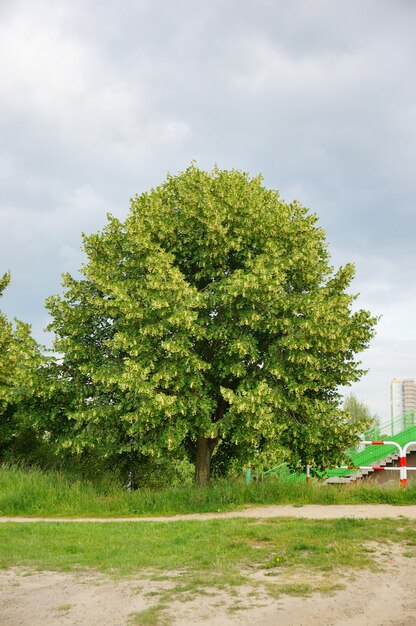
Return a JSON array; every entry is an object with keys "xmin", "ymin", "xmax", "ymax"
[{"xmin": 1, "ymin": 0, "xmax": 415, "ymax": 420}]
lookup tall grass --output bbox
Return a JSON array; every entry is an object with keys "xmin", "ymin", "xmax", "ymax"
[{"xmin": 1, "ymin": 464, "xmax": 416, "ymax": 517}]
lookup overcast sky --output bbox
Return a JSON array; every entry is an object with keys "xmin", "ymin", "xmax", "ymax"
[{"xmin": 1, "ymin": 0, "xmax": 415, "ymax": 426}]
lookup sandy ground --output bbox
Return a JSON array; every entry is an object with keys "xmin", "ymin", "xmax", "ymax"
[
  {"xmin": 2, "ymin": 506, "xmax": 416, "ymax": 625},
  {"xmin": 1, "ymin": 551, "xmax": 416, "ymax": 626}
]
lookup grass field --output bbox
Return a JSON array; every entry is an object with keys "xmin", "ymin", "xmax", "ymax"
[
  {"xmin": 1, "ymin": 465, "xmax": 416, "ymax": 518},
  {"xmin": 2, "ymin": 517, "xmax": 399, "ymax": 575},
  {"xmin": 1, "ymin": 516, "xmax": 416, "ymax": 622}
]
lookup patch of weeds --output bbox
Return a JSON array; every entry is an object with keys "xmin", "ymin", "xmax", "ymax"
[
  {"xmin": 316, "ymin": 583, "xmax": 345, "ymax": 595},
  {"xmin": 265, "ymin": 571, "xmax": 346, "ymax": 599},
  {"xmin": 168, "ymin": 578, "xmax": 225, "ymax": 599},
  {"xmin": 333, "ymin": 518, "xmax": 365, "ymax": 530},
  {"xmin": 403, "ymin": 551, "xmax": 416, "ymax": 558},
  {"xmin": 271, "ymin": 583, "xmax": 313, "ymax": 597},
  {"xmin": 128, "ymin": 605, "xmax": 170, "ymax": 626},
  {"xmin": 55, "ymin": 603, "xmax": 73, "ymax": 613},
  {"xmin": 263, "ymin": 555, "xmax": 286, "ymax": 569},
  {"xmin": 227, "ymin": 600, "xmax": 248, "ymax": 613},
  {"xmin": 292, "ymin": 542, "xmax": 320, "ymax": 552},
  {"xmin": 212, "ymin": 599, "xmax": 227, "ymax": 607},
  {"xmin": 144, "ymin": 591, "xmax": 162, "ymax": 598},
  {"xmin": 189, "ymin": 571, "xmax": 246, "ymax": 590}
]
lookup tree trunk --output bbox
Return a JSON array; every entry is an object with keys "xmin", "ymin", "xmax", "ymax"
[{"xmin": 195, "ymin": 436, "xmax": 218, "ymax": 486}]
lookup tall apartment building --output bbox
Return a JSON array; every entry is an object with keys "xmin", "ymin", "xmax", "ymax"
[
  {"xmin": 390, "ymin": 379, "xmax": 402, "ymax": 421},
  {"xmin": 390, "ymin": 378, "xmax": 416, "ymax": 433},
  {"xmin": 402, "ymin": 379, "xmax": 416, "ymax": 415}
]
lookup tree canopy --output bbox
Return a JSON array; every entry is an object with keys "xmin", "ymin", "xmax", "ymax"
[
  {"xmin": 45, "ymin": 165, "xmax": 377, "ymax": 484},
  {"xmin": 0, "ymin": 273, "xmax": 44, "ymax": 460},
  {"xmin": 343, "ymin": 394, "xmax": 376, "ymax": 424}
]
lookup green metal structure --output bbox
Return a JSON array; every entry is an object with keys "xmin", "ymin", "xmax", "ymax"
[{"xmin": 264, "ymin": 413, "xmax": 416, "ymax": 483}]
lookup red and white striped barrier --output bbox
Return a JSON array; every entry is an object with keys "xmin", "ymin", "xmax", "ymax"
[
  {"xmin": 318, "ymin": 441, "xmax": 416, "ymax": 488},
  {"xmin": 361, "ymin": 440, "xmax": 416, "ymax": 488},
  {"xmin": 332, "ymin": 466, "xmax": 416, "ymax": 472}
]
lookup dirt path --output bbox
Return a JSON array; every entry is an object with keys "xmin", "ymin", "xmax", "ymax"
[{"xmin": 2, "ymin": 503, "xmax": 416, "ymax": 522}]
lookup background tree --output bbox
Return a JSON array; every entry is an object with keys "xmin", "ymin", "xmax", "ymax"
[
  {"xmin": 45, "ymin": 165, "xmax": 377, "ymax": 485},
  {"xmin": 343, "ymin": 393, "xmax": 379, "ymax": 436},
  {"xmin": 0, "ymin": 273, "xmax": 45, "ymax": 462},
  {"xmin": 343, "ymin": 394, "xmax": 373, "ymax": 423}
]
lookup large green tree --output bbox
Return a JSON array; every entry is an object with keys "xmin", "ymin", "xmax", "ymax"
[{"xmin": 46, "ymin": 166, "xmax": 377, "ymax": 484}]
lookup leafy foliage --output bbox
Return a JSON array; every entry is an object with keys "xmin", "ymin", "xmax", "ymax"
[
  {"xmin": 343, "ymin": 394, "xmax": 371, "ymax": 421},
  {"xmin": 343, "ymin": 393, "xmax": 379, "ymax": 436},
  {"xmin": 0, "ymin": 273, "xmax": 45, "ymax": 461},
  {"xmin": 45, "ymin": 165, "xmax": 377, "ymax": 482}
]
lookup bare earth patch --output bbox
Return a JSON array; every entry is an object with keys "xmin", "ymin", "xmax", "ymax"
[{"xmin": 2, "ymin": 547, "xmax": 416, "ymax": 626}]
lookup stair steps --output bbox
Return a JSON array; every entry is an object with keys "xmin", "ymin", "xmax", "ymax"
[{"xmin": 325, "ymin": 453, "xmax": 400, "ymax": 485}]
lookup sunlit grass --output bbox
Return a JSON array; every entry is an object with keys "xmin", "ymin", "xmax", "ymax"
[{"xmin": 0, "ymin": 517, "xmax": 412, "ymax": 574}]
